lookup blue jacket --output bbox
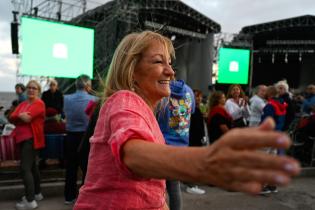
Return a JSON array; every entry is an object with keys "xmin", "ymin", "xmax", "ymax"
[
  {"xmin": 157, "ymin": 80, "xmax": 195, "ymax": 146},
  {"xmin": 302, "ymin": 94, "xmax": 315, "ymax": 114}
]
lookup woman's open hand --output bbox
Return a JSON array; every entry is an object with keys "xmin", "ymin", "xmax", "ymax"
[{"xmin": 201, "ymin": 117, "xmax": 300, "ymax": 194}]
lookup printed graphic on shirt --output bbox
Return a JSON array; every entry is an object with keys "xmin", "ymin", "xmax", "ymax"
[{"xmin": 168, "ymin": 93, "xmax": 193, "ymax": 137}]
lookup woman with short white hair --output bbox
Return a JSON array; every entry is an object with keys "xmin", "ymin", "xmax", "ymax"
[{"xmin": 275, "ymin": 79, "xmax": 295, "ymax": 131}]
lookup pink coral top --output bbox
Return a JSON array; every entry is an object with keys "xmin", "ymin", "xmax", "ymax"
[{"xmin": 74, "ymin": 90, "xmax": 166, "ymax": 210}]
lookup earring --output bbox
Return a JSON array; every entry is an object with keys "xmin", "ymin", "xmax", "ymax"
[{"xmin": 131, "ymin": 81, "xmax": 136, "ymax": 92}]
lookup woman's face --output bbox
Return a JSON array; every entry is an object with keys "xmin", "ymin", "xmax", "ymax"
[
  {"xmin": 133, "ymin": 40, "xmax": 174, "ymax": 106},
  {"xmin": 219, "ymin": 94, "xmax": 226, "ymax": 105},
  {"xmin": 26, "ymin": 82, "xmax": 40, "ymax": 100},
  {"xmin": 277, "ymin": 85, "xmax": 286, "ymax": 95},
  {"xmin": 231, "ymin": 86, "xmax": 241, "ymax": 98},
  {"xmin": 195, "ymin": 93, "xmax": 203, "ymax": 105},
  {"xmin": 49, "ymin": 82, "xmax": 57, "ymax": 93}
]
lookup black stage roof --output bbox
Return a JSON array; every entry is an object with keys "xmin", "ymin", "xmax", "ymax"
[
  {"xmin": 241, "ymin": 15, "xmax": 315, "ymax": 34},
  {"xmin": 240, "ymin": 15, "xmax": 315, "ymax": 53},
  {"xmin": 239, "ymin": 15, "xmax": 315, "ymax": 89}
]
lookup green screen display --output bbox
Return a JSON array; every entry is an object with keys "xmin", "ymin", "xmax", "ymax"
[
  {"xmin": 21, "ymin": 16, "xmax": 94, "ymax": 78},
  {"xmin": 217, "ymin": 48, "xmax": 250, "ymax": 84}
]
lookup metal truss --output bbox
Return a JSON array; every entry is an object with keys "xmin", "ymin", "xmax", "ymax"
[
  {"xmin": 71, "ymin": 0, "xmax": 221, "ymax": 80},
  {"xmin": 11, "ymin": 0, "xmax": 221, "ymax": 91},
  {"xmin": 11, "ymin": 0, "xmax": 89, "ymax": 22},
  {"xmin": 119, "ymin": 0, "xmax": 221, "ymax": 33},
  {"xmin": 74, "ymin": 0, "xmax": 220, "ymax": 34},
  {"xmin": 10, "ymin": 0, "xmax": 91, "ymax": 85}
]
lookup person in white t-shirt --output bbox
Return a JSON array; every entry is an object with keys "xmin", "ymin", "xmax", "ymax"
[
  {"xmin": 249, "ymin": 85, "xmax": 267, "ymax": 127},
  {"xmin": 225, "ymin": 84, "xmax": 250, "ymax": 127}
]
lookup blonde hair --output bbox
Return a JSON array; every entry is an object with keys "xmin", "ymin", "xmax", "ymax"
[
  {"xmin": 103, "ymin": 31, "xmax": 175, "ymax": 102},
  {"xmin": 266, "ymin": 85, "xmax": 278, "ymax": 99},
  {"xmin": 49, "ymin": 78, "xmax": 58, "ymax": 86},
  {"xmin": 275, "ymin": 80, "xmax": 289, "ymax": 93},
  {"xmin": 26, "ymin": 80, "xmax": 42, "ymax": 96}
]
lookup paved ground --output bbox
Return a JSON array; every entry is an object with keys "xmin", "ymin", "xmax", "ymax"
[
  {"xmin": 182, "ymin": 177, "xmax": 315, "ymax": 210},
  {"xmin": 0, "ymin": 177, "xmax": 314, "ymax": 210}
]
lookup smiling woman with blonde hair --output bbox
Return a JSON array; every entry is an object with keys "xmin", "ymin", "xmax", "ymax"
[{"xmin": 74, "ymin": 31, "xmax": 300, "ymax": 210}]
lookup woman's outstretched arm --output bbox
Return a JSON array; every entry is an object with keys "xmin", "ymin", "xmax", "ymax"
[{"xmin": 122, "ymin": 118, "xmax": 300, "ymax": 194}]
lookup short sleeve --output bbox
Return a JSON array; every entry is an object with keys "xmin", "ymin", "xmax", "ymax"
[{"xmin": 105, "ymin": 92, "xmax": 158, "ymax": 177}]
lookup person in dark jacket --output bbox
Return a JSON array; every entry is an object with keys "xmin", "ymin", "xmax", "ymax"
[
  {"xmin": 188, "ymin": 89, "xmax": 205, "ymax": 147},
  {"xmin": 41, "ymin": 79, "xmax": 64, "ymax": 114},
  {"xmin": 40, "ymin": 79, "xmax": 65, "ymax": 169}
]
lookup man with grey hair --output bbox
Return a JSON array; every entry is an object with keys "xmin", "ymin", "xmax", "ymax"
[
  {"xmin": 63, "ymin": 74, "xmax": 96, "ymax": 204},
  {"xmin": 249, "ymin": 85, "xmax": 267, "ymax": 127}
]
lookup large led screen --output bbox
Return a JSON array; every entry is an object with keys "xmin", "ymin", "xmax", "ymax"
[
  {"xmin": 217, "ymin": 48, "xmax": 250, "ymax": 84},
  {"xmin": 20, "ymin": 16, "xmax": 94, "ymax": 78}
]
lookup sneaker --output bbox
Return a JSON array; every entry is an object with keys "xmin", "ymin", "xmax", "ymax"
[
  {"xmin": 35, "ymin": 193, "xmax": 44, "ymax": 201},
  {"xmin": 22, "ymin": 193, "xmax": 44, "ymax": 202},
  {"xmin": 268, "ymin": 186, "xmax": 278, "ymax": 193},
  {"xmin": 186, "ymin": 186, "xmax": 206, "ymax": 195},
  {"xmin": 16, "ymin": 199, "xmax": 38, "ymax": 210},
  {"xmin": 259, "ymin": 186, "xmax": 271, "ymax": 195},
  {"xmin": 64, "ymin": 199, "xmax": 76, "ymax": 205}
]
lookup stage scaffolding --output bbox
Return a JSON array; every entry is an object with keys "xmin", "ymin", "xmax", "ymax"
[{"xmin": 11, "ymin": 0, "xmax": 221, "ymax": 94}]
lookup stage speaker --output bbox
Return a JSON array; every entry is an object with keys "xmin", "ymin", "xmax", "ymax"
[{"xmin": 11, "ymin": 22, "xmax": 19, "ymax": 54}]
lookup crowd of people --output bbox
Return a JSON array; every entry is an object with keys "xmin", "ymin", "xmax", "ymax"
[{"xmin": 2, "ymin": 30, "xmax": 315, "ymax": 209}]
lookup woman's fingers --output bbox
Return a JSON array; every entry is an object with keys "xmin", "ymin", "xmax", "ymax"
[
  {"xmin": 258, "ymin": 117, "xmax": 275, "ymax": 131},
  {"xmin": 205, "ymin": 141, "xmax": 300, "ymax": 193},
  {"xmin": 204, "ymin": 152, "xmax": 299, "ymax": 187},
  {"xmin": 216, "ymin": 168, "xmax": 293, "ymax": 194},
  {"xmin": 217, "ymin": 128, "xmax": 291, "ymax": 150},
  {"xmin": 226, "ymin": 150, "xmax": 301, "ymax": 176},
  {"xmin": 229, "ymin": 168, "xmax": 292, "ymax": 186}
]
